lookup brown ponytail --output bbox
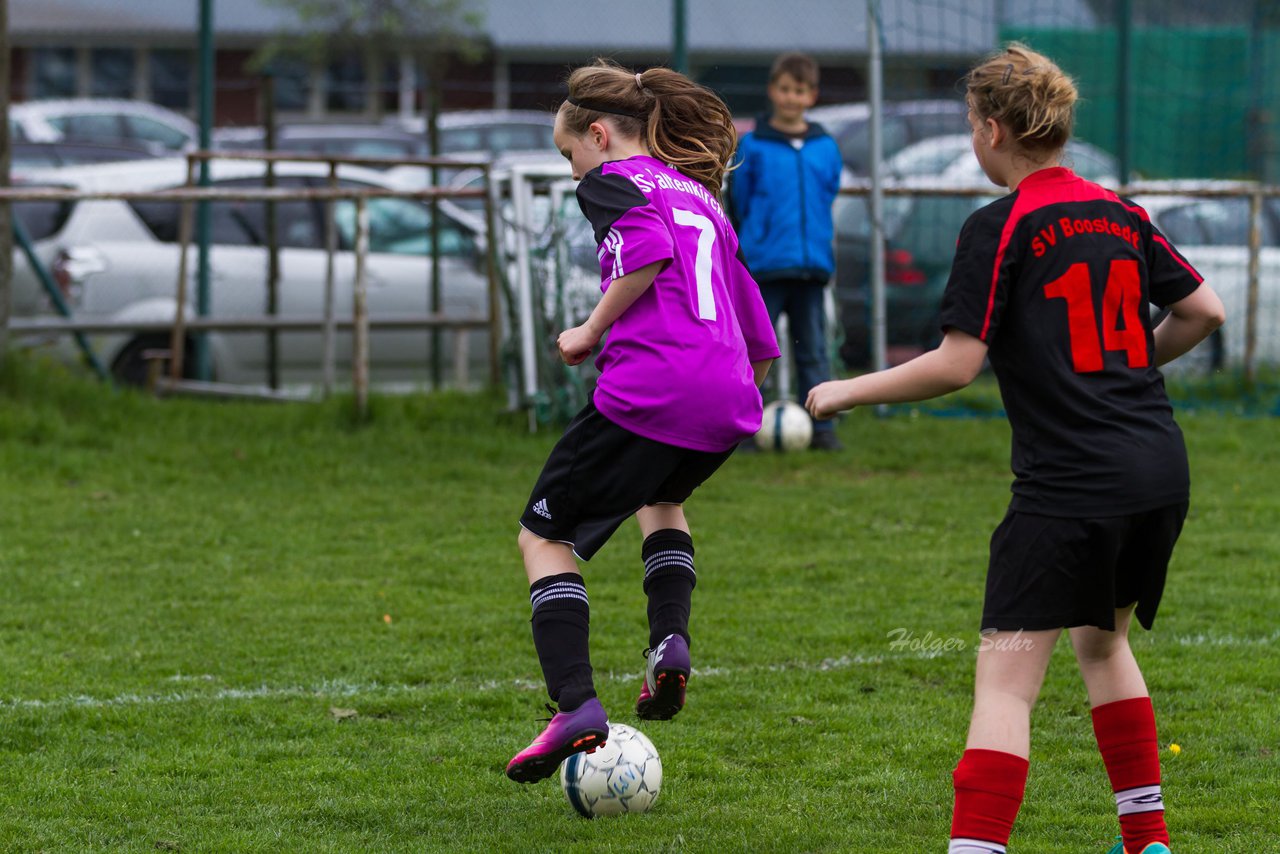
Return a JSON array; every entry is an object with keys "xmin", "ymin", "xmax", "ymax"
[{"xmin": 559, "ymin": 59, "xmax": 737, "ymax": 197}]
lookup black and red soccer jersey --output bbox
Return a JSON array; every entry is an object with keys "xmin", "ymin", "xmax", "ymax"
[{"xmin": 938, "ymin": 167, "xmax": 1204, "ymax": 517}]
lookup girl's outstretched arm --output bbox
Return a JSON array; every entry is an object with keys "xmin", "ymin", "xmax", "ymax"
[
  {"xmin": 558, "ymin": 261, "xmax": 665, "ymax": 366},
  {"xmin": 806, "ymin": 329, "xmax": 989, "ymax": 419}
]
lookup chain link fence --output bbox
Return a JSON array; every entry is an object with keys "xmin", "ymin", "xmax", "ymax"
[
  {"xmin": 10, "ymin": 1, "xmax": 1279, "ymax": 415},
  {"xmin": 500, "ymin": 0, "xmax": 1280, "ymax": 422}
]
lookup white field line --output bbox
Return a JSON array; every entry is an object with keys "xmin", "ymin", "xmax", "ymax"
[{"xmin": 2, "ymin": 630, "xmax": 1275, "ymax": 714}]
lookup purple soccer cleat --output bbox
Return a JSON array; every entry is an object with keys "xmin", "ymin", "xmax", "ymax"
[
  {"xmin": 636, "ymin": 633, "xmax": 690, "ymax": 720},
  {"xmin": 506, "ymin": 697, "xmax": 609, "ymax": 783}
]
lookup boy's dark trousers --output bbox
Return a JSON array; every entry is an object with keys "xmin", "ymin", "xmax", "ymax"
[{"xmin": 759, "ymin": 278, "xmax": 835, "ymax": 434}]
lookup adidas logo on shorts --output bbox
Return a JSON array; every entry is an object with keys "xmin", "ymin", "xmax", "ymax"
[{"xmin": 532, "ymin": 498, "xmax": 552, "ymax": 520}]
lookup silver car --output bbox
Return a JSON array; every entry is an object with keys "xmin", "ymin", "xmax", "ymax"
[
  {"xmin": 1134, "ymin": 186, "xmax": 1280, "ymax": 371},
  {"xmin": 13, "ymin": 157, "xmax": 493, "ymax": 388},
  {"xmin": 10, "ymin": 99, "xmax": 198, "ymax": 153}
]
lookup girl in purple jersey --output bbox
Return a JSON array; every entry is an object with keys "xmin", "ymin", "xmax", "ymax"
[
  {"xmin": 506, "ymin": 59, "xmax": 780, "ymax": 784},
  {"xmin": 807, "ymin": 45, "xmax": 1224, "ymax": 854}
]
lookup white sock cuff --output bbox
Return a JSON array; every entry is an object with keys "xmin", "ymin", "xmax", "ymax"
[
  {"xmin": 530, "ymin": 579, "xmax": 588, "ymax": 611},
  {"xmin": 1116, "ymin": 783, "xmax": 1164, "ymax": 815},
  {"xmin": 949, "ymin": 840, "xmax": 1006, "ymax": 854}
]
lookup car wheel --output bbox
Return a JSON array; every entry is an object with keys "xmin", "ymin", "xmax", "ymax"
[{"xmin": 110, "ymin": 335, "xmax": 201, "ymax": 387}]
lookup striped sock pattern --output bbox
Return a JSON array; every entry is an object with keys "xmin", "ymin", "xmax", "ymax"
[
  {"xmin": 643, "ymin": 548, "xmax": 696, "ymax": 586},
  {"xmin": 530, "ymin": 577, "xmax": 590, "ymax": 610},
  {"xmin": 641, "ymin": 529, "xmax": 696, "ymax": 648},
  {"xmin": 528, "ymin": 572, "xmax": 595, "ymax": 712}
]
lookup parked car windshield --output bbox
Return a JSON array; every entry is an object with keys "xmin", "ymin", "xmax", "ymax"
[
  {"xmin": 126, "ymin": 173, "xmax": 473, "ymax": 256},
  {"xmin": 48, "ymin": 113, "xmax": 121, "ymax": 140},
  {"xmin": 124, "ymin": 115, "xmax": 190, "ymax": 150},
  {"xmin": 333, "ymin": 188, "xmax": 473, "ymax": 256},
  {"xmin": 1154, "ymin": 197, "xmax": 1279, "ymax": 247},
  {"xmin": 129, "ymin": 176, "xmax": 320, "ymax": 248},
  {"xmin": 45, "ymin": 111, "xmax": 190, "ymax": 152}
]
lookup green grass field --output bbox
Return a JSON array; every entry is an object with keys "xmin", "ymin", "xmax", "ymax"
[{"xmin": 0, "ymin": 354, "xmax": 1276, "ymax": 853}]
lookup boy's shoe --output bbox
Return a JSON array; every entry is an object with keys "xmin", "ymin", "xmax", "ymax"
[
  {"xmin": 505, "ymin": 697, "xmax": 608, "ymax": 783},
  {"xmin": 809, "ymin": 431, "xmax": 844, "ymax": 452},
  {"xmin": 1106, "ymin": 839, "xmax": 1172, "ymax": 854},
  {"xmin": 636, "ymin": 633, "xmax": 690, "ymax": 720}
]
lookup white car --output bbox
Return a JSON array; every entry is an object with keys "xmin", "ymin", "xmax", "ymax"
[
  {"xmin": 10, "ymin": 99, "xmax": 198, "ymax": 153},
  {"xmin": 13, "ymin": 157, "xmax": 494, "ymax": 388},
  {"xmin": 878, "ymin": 132, "xmax": 1122, "ymax": 184},
  {"xmin": 1131, "ymin": 187, "xmax": 1280, "ymax": 371}
]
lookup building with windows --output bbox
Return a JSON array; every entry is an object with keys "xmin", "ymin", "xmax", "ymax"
[
  {"xmin": 11, "ymin": 0, "xmax": 1275, "ymax": 182},
  {"xmin": 7, "ymin": 0, "xmax": 1105, "ymax": 126}
]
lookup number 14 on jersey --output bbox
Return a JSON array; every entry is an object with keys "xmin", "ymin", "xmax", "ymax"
[{"xmin": 1044, "ymin": 260, "xmax": 1149, "ymax": 372}]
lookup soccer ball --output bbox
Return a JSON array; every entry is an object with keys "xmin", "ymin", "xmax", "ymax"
[
  {"xmin": 755, "ymin": 399, "xmax": 813, "ymax": 451},
  {"xmin": 560, "ymin": 722, "xmax": 662, "ymax": 817}
]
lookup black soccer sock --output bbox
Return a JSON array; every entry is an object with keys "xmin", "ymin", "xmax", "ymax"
[
  {"xmin": 529, "ymin": 572, "xmax": 596, "ymax": 712},
  {"xmin": 641, "ymin": 529, "xmax": 696, "ymax": 648}
]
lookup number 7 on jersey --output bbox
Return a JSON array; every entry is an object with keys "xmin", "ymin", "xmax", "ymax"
[{"xmin": 673, "ymin": 207, "xmax": 717, "ymax": 321}]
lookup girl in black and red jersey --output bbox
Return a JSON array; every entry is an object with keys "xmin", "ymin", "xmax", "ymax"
[{"xmin": 807, "ymin": 44, "xmax": 1224, "ymax": 854}]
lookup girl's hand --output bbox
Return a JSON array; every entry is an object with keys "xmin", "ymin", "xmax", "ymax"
[
  {"xmin": 806, "ymin": 380, "xmax": 852, "ymax": 420},
  {"xmin": 558, "ymin": 324, "xmax": 601, "ymax": 366},
  {"xmin": 556, "ymin": 262, "xmax": 662, "ymax": 366}
]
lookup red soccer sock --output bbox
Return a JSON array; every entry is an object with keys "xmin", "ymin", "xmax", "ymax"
[
  {"xmin": 950, "ymin": 749, "xmax": 1030, "ymax": 852},
  {"xmin": 1092, "ymin": 696, "xmax": 1170, "ymax": 851}
]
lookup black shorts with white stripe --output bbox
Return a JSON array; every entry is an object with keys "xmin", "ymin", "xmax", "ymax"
[{"xmin": 519, "ymin": 399, "xmax": 734, "ymax": 561}]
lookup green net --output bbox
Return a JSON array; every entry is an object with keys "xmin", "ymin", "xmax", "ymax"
[
  {"xmin": 834, "ymin": 1, "xmax": 1280, "ymax": 414},
  {"xmin": 495, "ymin": 0, "xmax": 1280, "ymax": 421}
]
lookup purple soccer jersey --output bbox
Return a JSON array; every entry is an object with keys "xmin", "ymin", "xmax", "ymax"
[{"xmin": 574, "ymin": 155, "xmax": 780, "ymax": 452}]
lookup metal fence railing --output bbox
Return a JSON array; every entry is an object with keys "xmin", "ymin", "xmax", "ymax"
[
  {"xmin": 837, "ymin": 178, "xmax": 1280, "ymax": 386},
  {"xmin": 2, "ymin": 151, "xmax": 502, "ymax": 417}
]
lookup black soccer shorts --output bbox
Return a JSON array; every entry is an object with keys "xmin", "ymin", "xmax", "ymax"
[
  {"xmin": 981, "ymin": 501, "xmax": 1189, "ymax": 632},
  {"xmin": 518, "ymin": 400, "xmax": 736, "ymax": 560}
]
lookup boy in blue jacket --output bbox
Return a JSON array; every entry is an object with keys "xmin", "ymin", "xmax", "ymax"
[{"xmin": 730, "ymin": 52, "xmax": 844, "ymax": 450}]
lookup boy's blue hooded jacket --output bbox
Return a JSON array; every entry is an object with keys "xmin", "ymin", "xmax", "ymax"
[{"xmin": 728, "ymin": 115, "xmax": 843, "ymax": 283}]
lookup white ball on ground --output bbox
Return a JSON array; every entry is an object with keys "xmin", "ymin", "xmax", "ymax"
[
  {"xmin": 755, "ymin": 399, "xmax": 814, "ymax": 452},
  {"xmin": 560, "ymin": 722, "xmax": 662, "ymax": 817}
]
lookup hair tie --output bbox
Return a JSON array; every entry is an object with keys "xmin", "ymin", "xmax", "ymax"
[
  {"xmin": 635, "ymin": 72, "xmax": 645, "ymax": 91},
  {"xmin": 566, "ymin": 95, "xmax": 645, "ymax": 120}
]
